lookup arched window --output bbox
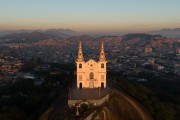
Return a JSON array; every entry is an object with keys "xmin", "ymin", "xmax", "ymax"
[
  {"xmin": 79, "ymin": 64, "xmax": 82, "ymax": 68},
  {"xmin": 101, "ymin": 63, "xmax": 104, "ymax": 68},
  {"xmin": 101, "ymin": 75, "xmax": 104, "ymax": 80},
  {"xmin": 90, "ymin": 72, "xmax": 94, "ymax": 80},
  {"xmin": 79, "ymin": 75, "xmax": 82, "ymax": 80}
]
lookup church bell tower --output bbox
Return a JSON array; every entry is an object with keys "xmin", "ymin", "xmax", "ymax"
[
  {"xmin": 77, "ymin": 41, "xmax": 84, "ymax": 62},
  {"xmin": 98, "ymin": 40, "xmax": 107, "ymax": 88},
  {"xmin": 99, "ymin": 40, "xmax": 106, "ymax": 61}
]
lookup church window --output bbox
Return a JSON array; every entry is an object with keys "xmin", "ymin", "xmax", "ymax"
[
  {"xmin": 79, "ymin": 64, "xmax": 82, "ymax": 68},
  {"xmin": 90, "ymin": 72, "xmax": 94, "ymax": 80},
  {"xmin": 79, "ymin": 75, "xmax": 82, "ymax": 80},
  {"xmin": 101, "ymin": 75, "xmax": 104, "ymax": 80},
  {"xmin": 101, "ymin": 64, "xmax": 104, "ymax": 68}
]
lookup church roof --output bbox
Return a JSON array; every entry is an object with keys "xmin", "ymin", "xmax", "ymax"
[{"xmin": 86, "ymin": 58, "xmax": 97, "ymax": 63}]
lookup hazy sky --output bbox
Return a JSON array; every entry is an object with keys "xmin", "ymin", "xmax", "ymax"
[{"xmin": 0, "ymin": 0, "xmax": 180, "ymax": 33}]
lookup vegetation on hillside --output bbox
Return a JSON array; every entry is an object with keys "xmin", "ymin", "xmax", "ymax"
[
  {"xmin": 0, "ymin": 60, "xmax": 75, "ymax": 120},
  {"xmin": 111, "ymin": 72, "xmax": 180, "ymax": 120}
]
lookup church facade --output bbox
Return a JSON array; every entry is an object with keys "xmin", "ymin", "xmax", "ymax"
[{"xmin": 76, "ymin": 41, "xmax": 107, "ymax": 89}]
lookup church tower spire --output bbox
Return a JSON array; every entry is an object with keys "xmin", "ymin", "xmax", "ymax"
[
  {"xmin": 77, "ymin": 41, "xmax": 84, "ymax": 62},
  {"xmin": 99, "ymin": 39, "xmax": 106, "ymax": 61}
]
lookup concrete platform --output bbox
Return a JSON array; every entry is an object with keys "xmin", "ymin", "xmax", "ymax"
[
  {"xmin": 68, "ymin": 86, "xmax": 111, "ymax": 107},
  {"xmin": 69, "ymin": 87, "xmax": 110, "ymax": 100}
]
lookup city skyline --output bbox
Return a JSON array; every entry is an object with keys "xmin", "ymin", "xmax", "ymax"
[{"xmin": 0, "ymin": 0, "xmax": 180, "ymax": 33}]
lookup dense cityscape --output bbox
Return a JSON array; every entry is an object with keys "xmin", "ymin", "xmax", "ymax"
[
  {"xmin": 0, "ymin": 0, "xmax": 180, "ymax": 120},
  {"xmin": 0, "ymin": 34, "xmax": 179, "ymax": 83},
  {"xmin": 0, "ymin": 32, "xmax": 179, "ymax": 119}
]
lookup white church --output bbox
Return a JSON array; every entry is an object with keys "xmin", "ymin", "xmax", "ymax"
[
  {"xmin": 76, "ymin": 41, "xmax": 107, "ymax": 89},
  {"xmin": 68, "ymin": 40, "xmax": 110, "ymax": 108}
]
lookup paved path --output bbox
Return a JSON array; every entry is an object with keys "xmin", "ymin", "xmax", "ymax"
[
  {"xmin": 113, "ymin": 89, "xmax": 153, "ymax": 120},
  {"xmin": 96, "ymin": 88, "xmax": 153, "ymax": 120}
]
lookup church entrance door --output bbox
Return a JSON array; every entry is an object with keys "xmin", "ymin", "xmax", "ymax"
[
  {"xmin": 79, "ymin": 83, "xmax": 82, "ymax": 88},
  {"xmin": 89, "ymin": 82, "xmax": 94, "ymax": 88},
  {"xmin": 101, "ymin": 82, "xmax": 104, "ymax": 88}
]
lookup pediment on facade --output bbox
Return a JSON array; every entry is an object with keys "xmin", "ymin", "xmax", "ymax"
[{"xmin": 86, "ymin": 59, "xmax": 98, "ymax": 64}]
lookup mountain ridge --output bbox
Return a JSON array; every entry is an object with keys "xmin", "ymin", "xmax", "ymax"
[
  {"xmin": 148, "ymin": 28, "xmax": 180, "ymax": 38},
  {"xmin": 0, "ymin": 28, "xmax": 80, "ymax": 38}
]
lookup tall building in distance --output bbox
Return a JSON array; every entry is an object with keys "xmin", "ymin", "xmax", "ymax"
[{"xmin": 76, "ymin": 41, "xmax": 107, "ymax": 89}]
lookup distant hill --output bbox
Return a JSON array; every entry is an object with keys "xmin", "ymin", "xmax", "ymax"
[
  {"xmin": 0, "ymin": 29, "xmax": 43, "ymax": 37},
  {"xmin": 0, "ymin": 29, "xmax": 80, "ymax": 38},
  {"xmin": 69, "ymin": 35, "xmax": 94, "ymax": 41},
  {"xmin": 148, "ymin": 28, "xmax": 180, "ymax": 39},
  {"xmin": 123, "ymin": 33, "xmax": 161, "ymax": 41},
  {"xmin": 44, "ymin": 29, "xmax": 80, "ymax": 38},
  {"xmin": 1, "ymin": 32, "xmax": 54, "ymax": 43}
]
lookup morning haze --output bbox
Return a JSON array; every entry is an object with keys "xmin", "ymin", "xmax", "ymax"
[{"xmin": 0, "ymin": 0, "xmax": 180, "ymax": 33}]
